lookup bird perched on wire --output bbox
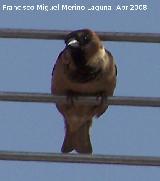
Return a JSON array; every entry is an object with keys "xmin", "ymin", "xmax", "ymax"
[{"xmin": 51, "ymin": 29, "xmax": 117, "ymax": 154}]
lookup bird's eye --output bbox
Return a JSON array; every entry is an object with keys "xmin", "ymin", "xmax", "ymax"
[
  {"xmin": 84, "ymin": 35, "xmax": 88, "ymax": 41},
  {"xmin": 83, "ymin": 34, "xmax": 90, "ymax": 43}
]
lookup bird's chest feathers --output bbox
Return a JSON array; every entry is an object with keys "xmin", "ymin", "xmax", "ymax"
[{"xmin": 65, "ymin": 48, "xmax": 107, "ymax": 83}]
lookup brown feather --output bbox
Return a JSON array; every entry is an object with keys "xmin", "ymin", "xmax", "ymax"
[
  {"xmin": 51, "ymin": 29, "xmax": 117, "ymax": 153},
  {"xmin": 61, "ymin": 120, "xmax": 92, "ymax": 153}
]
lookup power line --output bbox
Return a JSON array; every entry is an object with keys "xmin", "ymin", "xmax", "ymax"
[
  {"xmin": 0, "ymin": 150, "xmax": 160, "ymax": 166},
  {"xmin": 0, "ymin": 28, "xmax": 160, "ymax": 43},
  {"xmin": 0, "ymin": 91, "xmax": 160, "ymax": 107},
  {"xmin": 0, "ymin": 29, "xmax": 160, "ymax": 168}
]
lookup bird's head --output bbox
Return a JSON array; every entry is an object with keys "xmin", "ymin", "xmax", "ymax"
[{"xmin": 65, "ymin": 29, "xmax": 102, "ymax": 57}]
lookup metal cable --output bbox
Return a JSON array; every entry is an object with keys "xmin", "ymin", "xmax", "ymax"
[
  {"xmin": 0, "ymin": 28, "xmax": 160, "ymax": 43},
  {"xmin": 0, "ymin": 91, "xmax": 160, "ymax": 107},
  {"xmin": 0, "ymin": 150, "xmax": 160, "ymax": 166}
]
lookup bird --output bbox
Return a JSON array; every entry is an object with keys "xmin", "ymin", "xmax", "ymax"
[{"xmin": 51, "ymin": 29, "xmax": 117, "ymax": 154}]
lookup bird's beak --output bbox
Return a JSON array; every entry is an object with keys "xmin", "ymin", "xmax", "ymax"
[{"xmin": 67, "ymin": 39, "xmax": 79, "ymax": 47}]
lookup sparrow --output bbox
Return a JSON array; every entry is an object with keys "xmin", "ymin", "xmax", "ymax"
[{"xmin": 51, "ymin": 29, "xmax": 117, "ymax": 154}]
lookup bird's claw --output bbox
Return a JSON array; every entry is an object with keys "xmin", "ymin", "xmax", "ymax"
[
  {"xmin": 66, "ymin": 91, "xmax": 78, "ymax": 105},
  {"xmin": 96, "ymin": 93, "xmax": 107, "ymax": 106},
  {"xmin": 95, "ymin": 93, "xmax": 108, "ymax": 117}
]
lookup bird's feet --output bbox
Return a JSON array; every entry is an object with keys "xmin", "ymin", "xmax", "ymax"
[
  {"xmin": 96, "ymin": 92, "xmax": 107, "ymax": 105},
  {"xmin": 66, "ymin": 90, "xmax": 78, "ymax": 106},
  {"xmin": 95, "ymin": 92, "xmax": 108, "ymax": 117}
]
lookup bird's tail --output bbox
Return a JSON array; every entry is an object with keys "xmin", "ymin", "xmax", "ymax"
[{"xmin": 61, "ymin": 120, "xmax": 92, "ymax": 154}]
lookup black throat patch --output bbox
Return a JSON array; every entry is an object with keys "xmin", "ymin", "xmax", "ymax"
[
  {"xmin": 71, "ymin": 47, "xmax": 86, "ymax": 68},
  {"xmin": 68, "ymin": 48, "xmax": 102, "ymax": 83},
  {"xmin": 70, "ymin": 66, "xmax": 102, "ymax": 83}
]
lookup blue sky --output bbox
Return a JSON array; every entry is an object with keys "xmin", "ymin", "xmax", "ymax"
[{"xmin": 0, "ymin": 0, "xmax": 160, "ymax": 180}]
